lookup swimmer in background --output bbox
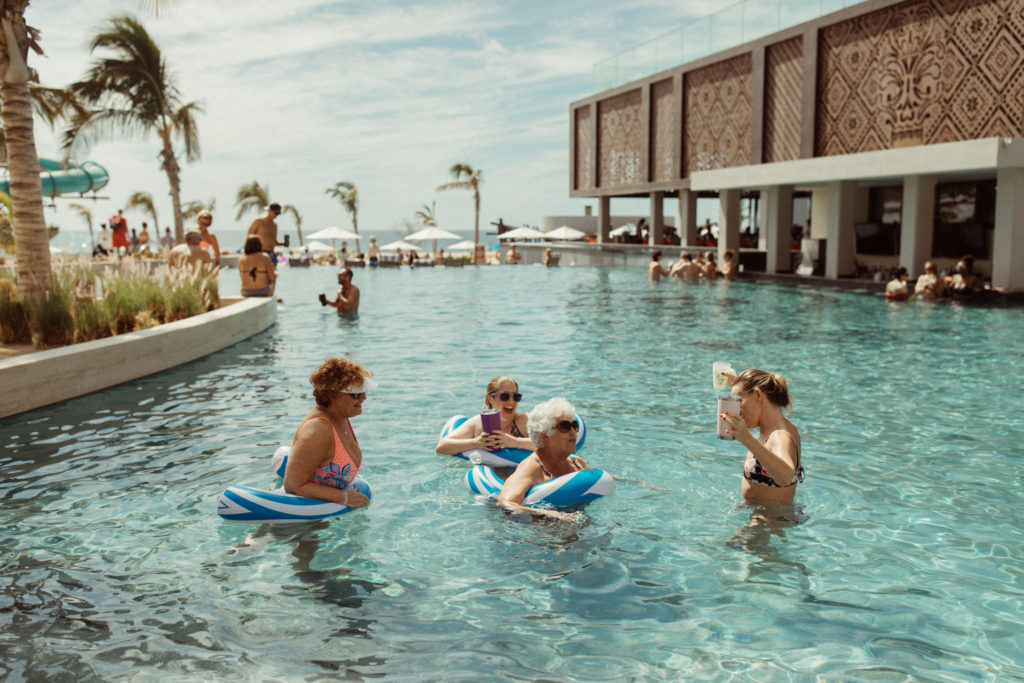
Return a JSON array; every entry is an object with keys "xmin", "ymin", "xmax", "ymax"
[
  {"xmin": 914, "ymin": 261, "xmax": 948, "ymax": 299},
  {"xmin": 719, "ymin": 368, "xmax": 803, "ymax": 505},
  {"xmin": 239, "ymin": 236, "xmax": 277, "ymax": 297},
  {"xmin": 649, "ymin": 250, "xmax": 670, "ymax": 281},
  {"xmin": 436, "ymin": 375, "xmax": 532, "ymax": 455},
  {"xmin": 319, "ymin": 268, "xmax": 360, "ymax": 315},
  {"xmin": 885, "ymin": 267, "xmax": 909, "ymax": 301},
  {"xmin": 497, "ymin": 397, "xmax": 590, "ymax": 522}
]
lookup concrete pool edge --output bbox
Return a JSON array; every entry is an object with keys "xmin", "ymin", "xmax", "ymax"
[{"xmin": 0, "ymin": 296, "xmax": 277, "ymax": 419}]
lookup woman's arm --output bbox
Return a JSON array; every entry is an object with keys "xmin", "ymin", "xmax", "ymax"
[
  {"xmin": 283, "ymin": 420, "xmax": 369, "ymax": 506},
  {"xmin": 722, "ymin": 414, "xmax": 799, "ymax": 484},
  {"xmin": 498, "ymin": 463, "xmax": 578, "ymax": 521},
  {"xmin": 209, "ymin": 232, "xmax": 221, "ymax": 267},
  {"xmin": 435, "ymin": 416, "xmax": 490, "ymax": 454}
]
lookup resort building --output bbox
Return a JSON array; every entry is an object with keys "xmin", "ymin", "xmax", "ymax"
[{"xmin": 569, "ymin": 0, "xmax": 1024, "ymax": 291}]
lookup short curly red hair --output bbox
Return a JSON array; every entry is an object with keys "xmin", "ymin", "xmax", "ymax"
[{"xmin": 310, "ymin": 358, "xmax": 372, "ymax": 406}]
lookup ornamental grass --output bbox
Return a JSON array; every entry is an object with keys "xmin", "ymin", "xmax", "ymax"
[{"xmin": 0, "ymin": 258, "xmax": 221, "ymax": 350}]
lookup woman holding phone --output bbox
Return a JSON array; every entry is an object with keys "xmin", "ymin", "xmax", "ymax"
[{"xmin": 435, "ymin": 375, "xmax": 532, "ymax": 455}]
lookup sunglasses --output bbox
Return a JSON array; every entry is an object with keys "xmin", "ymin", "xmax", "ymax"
[
  {"xmin": 489, "ymin": 392, "xmax": 522, "ymax": 402},
  {"xmin": 348, "ymin": 392, "xmax": 366, "ymax": 399},
  {"xmin": 555, "ymin": 419, "xmax": 580, "ymax": 433}
]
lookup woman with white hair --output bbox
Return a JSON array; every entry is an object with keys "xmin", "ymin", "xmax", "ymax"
[{"xmin": 497, "ymin": 397, "xmax": 590, "ymax": 520}]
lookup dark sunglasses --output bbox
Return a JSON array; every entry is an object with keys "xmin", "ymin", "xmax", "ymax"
[
  {"xmin": 555, "ymin": 419, "xmax": 579, "ymax": 433},
  {"xmin": 348, "ymin": 392, "xmax": 366, "ymax": 399},
  {"xmin": 489, "ymin": 392, "xmax": 522, "ymax": 402}
]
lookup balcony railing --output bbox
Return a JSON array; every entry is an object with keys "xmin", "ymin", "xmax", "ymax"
[{"xmin": 593, "ymin": 0, "xmax": 858, "ymax": 91}]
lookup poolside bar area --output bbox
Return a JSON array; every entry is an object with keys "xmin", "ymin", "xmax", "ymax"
[{"xmin": 569, "ymin": 0, "xmax": 1024, "ymax": 292}]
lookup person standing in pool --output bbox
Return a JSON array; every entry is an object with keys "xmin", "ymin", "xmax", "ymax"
[
  {"xmin": 436, "ymin": 375, "xmax": 533, "ymax": 455},
  {"xmin": 247, "ymin": 202, "xmax": 287, "ymax": 263},
  {"xmin": 283, "ymin": 358, "xmax": 373, "ymax": 507},
  {"xmin": 320, "ymin": 268, "xmax": 360, "ymax": 315},
  {"xmin": 194, "ymin": 210, "xmax": 221, "ymax": 268},
  {"xmin": 719, "ymin": 369, "xmax": 803, "ymax": 504},
  {"xmin": 649, "ymin": 250, "xmax": 670, "ymax": 281},
  {"xmin": 497, "ymin": 397, "xmax": 590, "ymax": 521}
]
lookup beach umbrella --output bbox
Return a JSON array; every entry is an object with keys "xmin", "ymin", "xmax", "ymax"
[
  {"xmin": 378, "ymin": 239, "xmax": 420, "ymax": 252},
  {"xmin": 405, "ymin": 226, "xmax": 462, "ymax": 255},
  {"xmin": 307, "ymin": 226, "xmax": 360, "ymax": 241},
  {"xmin": 304, "ymin": 240, "xmax": 335, "ymax": 254},
  {"xmin": 446, "ymin": 240, "xmax": 476, "ymax": 252},
  {"xmin": 545, "ymin": 225, "xmax": 586, "ymax": 240},
  {"xmin": 498, "ymin": 226, "xmax": 546, "ymax": 241}
]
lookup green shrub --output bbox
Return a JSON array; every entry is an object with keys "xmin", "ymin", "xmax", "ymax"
[
  {"xmin": 72, "ymin": 297, "xmax": 112, "ymax": 342},
  {"xmin": 29, "ymin": 280, "xmax": 74, "ymax": 348}
]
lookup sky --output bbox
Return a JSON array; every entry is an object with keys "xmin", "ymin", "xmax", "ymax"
[{"xmin": 27, "ymin": 0, "xmax": 722, "ymax": 245}]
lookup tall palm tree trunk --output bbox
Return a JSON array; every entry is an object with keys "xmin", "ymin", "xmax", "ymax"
[
  {"xmin": 1, "ymin": 11, "xmax": 51, "ymax": 298},
  {"xmin": 159, "ymin": 131, "xmax": 184, "ymax": 242}
]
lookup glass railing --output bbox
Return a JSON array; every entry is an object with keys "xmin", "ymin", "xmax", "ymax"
[{"xmin": 593, "ymin": 0, "xmax": 856, "ymax": 91}]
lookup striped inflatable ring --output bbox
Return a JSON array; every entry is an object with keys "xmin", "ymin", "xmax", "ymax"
[
  {"xmin": 216, "ymin": 446, "xmax": 371, "ymax": 524},
  {"xmin": 465, "ymin": 464, "xmax": 614, "ymax": 507},
  {"xmin": 439, "ymin": 414, "xmax": 587, "ymax": 467}
]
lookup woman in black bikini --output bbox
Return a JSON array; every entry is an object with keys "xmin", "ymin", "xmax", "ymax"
[
  {"xmin": 720, "ymin": 369, "xmax": 803, "ymax": 504},
  {"xmin": 239, "ymin": 236, "xmax": 277, "ymax": 297},
  {"xmin": 435, "ymin": 375, "xmax": 533, "ymax": 455}
]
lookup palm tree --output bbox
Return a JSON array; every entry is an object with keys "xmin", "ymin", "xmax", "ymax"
[
  {"xmin": 182, "ymin": 198, "xmax": 215, "ymax": 222},
  {"xmin": 68, "ymin": 202, "xmax": 94, "ymax": 249},
  {"xmin": 235, "ymin": 180, "xmax": 269, "ymax": 221},
  {"xmin": 325, "ymin": 181, "xmax": 359, "ymax": 250},
  {"xmin": 413, "ymin": 202, "xmax": 437, "ymax": 227},
  {"xmin": 282, "ymin": 204, "xmax": 304, "ymax": 246},
  {"xmin": 0, "ymin": 2, "xmax": 53, "ymax": 298},
  {"xmin": 64, "ymin": 15, "xmax": 203, "ymax": 243},
  {"xmin": 125, "ymin": 190, "xmax": 158, "ymax": 234},
  {"xmin": 437, "ymin": 163, "xmax": 482, "ymax": 253}
]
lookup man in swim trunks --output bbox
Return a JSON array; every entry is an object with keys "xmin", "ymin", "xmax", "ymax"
[
  {"xmin": 320, "ymin": 268, "xmax": 359, "ymax": 315},
  {"xmin": 246, "ymin": 202, "xmax": 286, "ymax": 264}
]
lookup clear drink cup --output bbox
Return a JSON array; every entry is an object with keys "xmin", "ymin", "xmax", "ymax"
[{"xmin": 713, "ymin": 361, "xmax": 733, "ymax": 392}]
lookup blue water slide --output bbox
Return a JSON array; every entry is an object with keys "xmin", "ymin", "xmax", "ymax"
[{"xmin": 0, "ymin": 157, "xmax": 109, "ymax": 197}]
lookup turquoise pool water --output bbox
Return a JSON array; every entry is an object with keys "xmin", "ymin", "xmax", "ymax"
[{"xmin": 2, "ymin": 265, "xmax": 1022, "ymax": 680}]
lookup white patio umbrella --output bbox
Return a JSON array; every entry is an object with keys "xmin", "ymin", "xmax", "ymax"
[
  {"xmin": 304, "ymin": 240, "xmax": 335, "ymax": 254},
  {"xmin": 405, "ymin": 226, "xmax": 462, "ymax": 255},
  {"xmin": 609, "ymin": 224, "xmax": 635, "ymax": 237},
  {"xmin": 545, "ymin": 225, "xmax": 587, "ymax": 240},
  {"xmin": 446, "ymin": 240, "xmax": 476, "ymax": 252},
  {"xmin": 307, "ymin": 225, "xmax": 361, "ymax": 254},
  {"xmin": 378, "ymin": 239, "xmax": 421, "ymax": 252},
  {"xmin": 498, "ymin": 226, "xmax": 546, "ymax": 240}
]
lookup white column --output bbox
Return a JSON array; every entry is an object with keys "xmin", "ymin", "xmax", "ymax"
[
  {"xmin": 649, "ymin": 191, "xmax": 664, "ymax": 245},
  {"xmin": 597, "ymin": 196, "xmax": 611, "ymax": 244},
  {"xmin": 678, "ymin": 189, "xmax": 697, "ymax": 247},
  {"xmin": 825, "ymin": 180, "xmax": 857, "ymax": 278},
  {"xmin": 765, "ymin": 185, "xmax": 794, "ymax": 274},
  {"xmin": 899, "ymin": 175, "xmax": 936, "ymax": 279},
  {"xmin": 718, "ymin": 189, "xmax": 741, "ymax": 265},
  {"xmin": 993, "ymin": 167, "xmax": 1024, "ymax": 292}
]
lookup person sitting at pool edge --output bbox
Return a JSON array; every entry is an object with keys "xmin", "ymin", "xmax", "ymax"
[
  {"xmin": 239, "ymin": 236, "xmax": 277, "ymax": 297},
  {"xmin": 319, "ymin": 267, "xmax": 360, "ymax": 315},
  {"xmin": 282, "ymin": 358, "xmax": 374, "ymax": 507},
  {"xmin": 720, "ymin": 369, "xmax": 804, "ymax": 505},
  {"xmin": 497, "ymin": 397, "xmax": 590, "ymax": 521},
  {"xmin": 436, "ymin": 375, "xmax": 532, "ymax": 455}
]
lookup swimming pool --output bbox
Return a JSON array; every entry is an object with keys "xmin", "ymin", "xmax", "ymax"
[{"xmin": 2, "ymin": 265, "xmax": 1022, "ymax": 680}]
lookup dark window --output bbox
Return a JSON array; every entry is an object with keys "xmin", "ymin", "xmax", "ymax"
[{"xmin": 933, "ymin": 181, "xmax": 995, "ymax": 258}]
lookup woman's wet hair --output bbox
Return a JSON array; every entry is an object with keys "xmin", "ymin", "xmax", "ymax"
[
  {"xmin": 652, "ymin": 250, "xmax": 662, "ymax": 261},
  {"xmin": 484, "ymin": 375, "xmax": 518, "ymax": 409},
  {"xmin": 735, "ymin": 369, "xmax": 791, "ymax": 409},
  {"xmin": 244, "ymin": 236, "xmax": 262, "ymax": 254}
]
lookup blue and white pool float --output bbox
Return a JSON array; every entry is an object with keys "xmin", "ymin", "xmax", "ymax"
[
  {"xmin": 216, "ymin": 446, "xmax": 371, "ymax": 524},
  {"xmin": 439, "ymin": 414, "xmax": 587, "ymax": 467},
  {"xmin": 465, "ymin": 464, "xmax": 613, "ymax": 507}
]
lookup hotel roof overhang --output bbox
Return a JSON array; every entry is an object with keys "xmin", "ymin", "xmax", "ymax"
[{"xmin": 689, "ymin": 137, "xmax": 1024, "ymax": 192}]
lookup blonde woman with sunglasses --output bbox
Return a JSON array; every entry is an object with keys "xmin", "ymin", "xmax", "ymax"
[{"xmin": 436, "ymin": 375, "xmax": 533, "ymax": 456}]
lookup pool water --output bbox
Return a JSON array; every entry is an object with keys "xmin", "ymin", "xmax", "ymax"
[{"xmin": 2, "ymin": 265, "xmax": 1022, "ymax": 680}]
